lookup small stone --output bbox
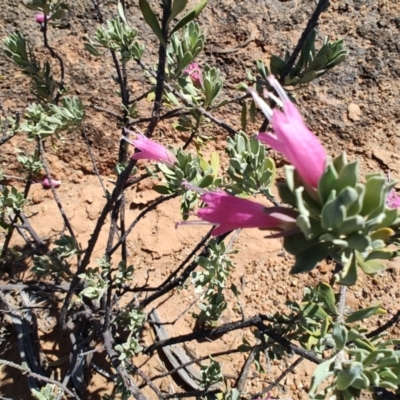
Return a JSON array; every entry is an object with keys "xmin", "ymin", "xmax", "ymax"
[
  {"xmin": 348, "ymin": 103, "xmax": 361, "ymax": 122},
  {"xmin": 31, "ymin": 189, "xmax": 45, "ymax": 204}
]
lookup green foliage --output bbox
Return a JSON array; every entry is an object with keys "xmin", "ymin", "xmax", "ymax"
[
  {"xmin": 24, "ymin": 0, "xmax": 68, "ymax": 20},
  {"xmin": 32, "ymin": 235, "xmax": 79, "ymax": 277},
  {"xmin": 192, "ymin": 239, "xmax": 236, "ymax": 327},
  {"xmin": 4, "ymin": 32, "xmax": 56, "ymax": 102},
  {"xmin": 226, "ymin": 132, "xmax": 276, "ymax": 197},
  {"xmin": 200, "ymin": 357, "xmax": 223, "ymax": 388},
  {"xmin": 16, "ymin": 149, "xmax": 43, "ymax": 176},
  {"xmin": 117, "ymin": 307, "xmax": 146, "ymax": 331},
  {"xmin": 20, "ymin": 97, "xmax": 84, "ymax": 141},
  {"xmin": 167, "ymin": 21, "xmax": 205, "ymax": 76},
  {"xmin": 169, "ymin": 0, "xmax": 208, "ymax": 36},
  {"xmin": 154, "ymin": 148, "xmax": 222, "ymax": 217},
  {"xmin": 85, "ymin": 15, "xmax": 144, "ymax": 61},
  {"xmin": 309, "ymin": 334, "xmax": 400, "ymax": 399},
  {"xmin": 31, "ymin": 384, "xmax": 62, "ymax": 400},
  {"xmin": 0, "ymin": 186, "xmax": 28, "ymax": 227},
  {"xmin": 115, "ymin": 333, "xmax": 144, "ymax": 360},
  {"xmin": 281, "ymin": 153, "xmax": 400, "ymax": 281},
  {"xmin": 78, "ymin": 268, "xmax": 108, "ymax": 302},
  {"xmin": 273, "ymin": 29, "xmax": 349, "ymax": 86}
]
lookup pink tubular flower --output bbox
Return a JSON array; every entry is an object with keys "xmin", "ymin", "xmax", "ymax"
[
  {"xmin": 35, "ymin": 13, "xmax": 49, "ymax": 24},
  {"xmin": 249, "ymin": 75, "xmax": 327, "ymax": 188},
  {"xmin": 181, "ymin": 190, "xmax": 298, "ymax": 236},
  {"xmin": 387, "ymin": 189, "xmax": 400, "ymax": 208},
  {"xmin": 41, "ymin": 178, "xmax": 61, "ymax": 189},
  {"xmin": 122, "ymin": 134, "xmax": 177, "ymax": 168},
  {"xmin": 183, "ymin": 62, "xmax": 203, "ymax": 88}
]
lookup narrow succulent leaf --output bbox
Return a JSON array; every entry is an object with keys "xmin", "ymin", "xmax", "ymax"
[
  {"xmin": 318, "ymin": 161, "xmax": 339, "ymax": 203},
  {"xmin": 361, "ymin": 175, "xmax": 386, "ymax": 216},
  {"xmin": 139, "ymin": 0, "xmax": 165, "ymax": 47},
  {"xmin": 317, "ymin": 283, "xmax": 338, "ymax": 315},
  {"xmin": 301, "ymin": 302, "xmax": 330, "ymax": 320},
  {"xmin": 346, "ymin": 232, "xmax": 371, "ymax": 252},
  {"xmin": 167, "ymin": 0, "xmax": 188, "ymax": 27},
  {"xmin": 336, "ymin": 362, "xmax": 363, "ymax": 391},
  {"xmin": 170, "ymin": 0, "xmax": 208, "ymax": 36},
  {"xmin": 355, "ymin": 252, "xmax": 387, "ymax": 275},
  {"xmin": 332, "ymin": 323, "xmax": 347, "ymax": 351},
  {"xmin": 345, "ymin": 303, "xmax": 386, "ymax": 323},
  {"xmin": 337, "ymin": 215, "xmax": 365, "ymax": 236},
  {"xmin": 333, "ymin": 152, "xmax": 348, "ymax": 174},
  {"xmin": 335, "ymin": 251, "xmax": 358, "ymax": 285},
  {"xmin": 308, "ymin": 357, "xmax": 335, "ymax": 396},
  {"xmin": 335, "ymin": 161, "xmax": 359, "ymax": 192},
  {"xmin": 290, "ymin": 242, "xmax": 335, "ymax": 274}
]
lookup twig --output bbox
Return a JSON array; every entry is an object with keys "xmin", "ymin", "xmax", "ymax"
[
  {"xmin": 280, "ymin": 0, "xmax": 330, "ymax": 80},
  {"xmin": 251, "ymin": 356, "xmax": 304, "ymax": 398},
  {"xmin": 39, "ymin": 141, "xmax": 78, "ymax": 244},
  {"xmin": 81, "ymin": 123, "xmax": 107, "ymax": 196},
  {"xmin": 163, "ymin": 389, "xmax": 220, "ymax": 399},
  {"xmin": 145, "ymin": 314, "xmax": 322, "ymax": 365},
  {"xmin": 366, "ymin": 310, "xmax": 400, "ymax": 339},
  {"xmin": 42, "ymin": 15, "xmax": 65, "ymax": 104},
  {"xmin": 138, "ymin": 232, "xmax": 229, "ymax": 308},
  {"xmin": 136, "ymin": 59, "xmax": 238, "ymax": 137},
  {"xmin": 144, "ymin": 1, "xmax": 171, "ymax": 138},
  {"xmin": 0, "ymin": 358, "xmax": 79, "ymax": 399},
  {"xmin": 103, "ymin": 329, "xmax": 147, "ymax": 400},
  {"xmin": 90, "ymin": 105, "xmax": 122, "ymax": 121},
  {"xmin": 107, "ymin": 193, "xmax": 178, "ymax": 257},
  {"xmin": 128, "ymin": 108, "xmax": 190, "ymax": 127},
  {"xmin": 235, "ymin": 347, "xmax": 256, "ymax": 392}
]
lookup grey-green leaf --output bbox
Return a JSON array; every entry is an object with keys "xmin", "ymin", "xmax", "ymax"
[{"xmin": 139, "ymin": 0, "xmax": 165, "ymax": 47}]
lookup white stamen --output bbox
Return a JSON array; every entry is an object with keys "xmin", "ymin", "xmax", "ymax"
[
  {"xmin": 263, "ymin": 89, "xmax": 283, "ymax": 108},
  {"xmin": 268, "ymin": 75, "xmax": 290, "ymax": 103},
  {"xmin": 248, "ymin": 88, "xmax": 273, "ymax": 120},
  {"xmin": 121, "ymin": 135, "xmax": 135, "ymax": 145}
]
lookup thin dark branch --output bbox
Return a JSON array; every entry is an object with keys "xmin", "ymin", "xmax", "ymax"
[
  {"xmin": 128, "ymin": 108, "xmax": 189, "ymax": 127},
  {"xmin": 183, "ymin": 115, "xmax": 201, "ymax": 150},
  {"xmin": 81, "ymin": 123, "xmax": 107, "ymax": 196},
  {"xmin": 145, "ymin": 315, "xmax": 322, "ymax": 365},
  {"xmin": 42, "ymin": 16, "xmax": 65, "ymax": 104},
  {"xmin": 138, "ymin": 232, "xmax": 228, "ymax": 308},
  {"xmin": 107, "ymin": 193, "xmax": 178, "ymax": 257},
  {"xmin": 251, "ymin": 356, "xmax": 304, "ymax": 398},
  {"xmin": 103, "ymin": 330, "xmax": 147, "ymax": 400},
  {"xmin": 144, "ymin": 2, "xmax": 171, "ymax": 138},
  {"xmin": 0, "ymin": 358, "xmax": 79, "ymax": 399},
  {"xmin": 280, "ymin": 0, "xmax": 330, "ymax": 80},
  {"xmin": 39, "ymin": 141, "xmax": 78, "ymax": 244},
  {"xmin": 366, "ymin": 310, "xmax": 400, "ymax": 339},
  {"xmin": 155, "ymin": 228, "xmax": 214, "ymax": 289},
  {"xmin": 90, "ymin": 105, "xmax": 123, "ymax": 121}
]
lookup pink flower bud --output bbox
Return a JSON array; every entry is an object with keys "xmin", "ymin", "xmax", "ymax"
[
  {"xmin": 183, "ymin": 63, "xmax": 203, "ymax": 88},
  {"xmin": 249, "ymin": 76, "xmax": 327, "ymax": 188},
  {"xmin": 41, "ymin": 178, "xmax": 61, "ymax": 189},
  {"xmin": 35, "ymin": 13, "xmax": 49, "ymax": 24},
  {"xmin": 179, "ymin": 190, "xmax": 298, "ymax": 236},
  {"xmin": 122, "ymin": 133, "xmax": 177, "ymax": 168}
]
